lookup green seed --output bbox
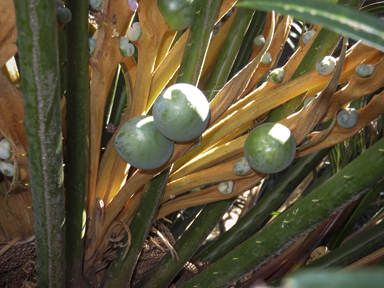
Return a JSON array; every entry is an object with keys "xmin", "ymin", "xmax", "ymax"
[
  {"xmin": 89, "ymin": 38, "xmax": 97, "ymax": 57},
  {"xmin": 316, "ymin": 56, "xmax": 336, "ymax": 76},
  {"xmin": 233, "ymin": 157, "xmax": 251, "ymax": 176},
  {"xmin": 261, "ymin": 52, "xmax": 272, "ymax": 65},
  {"xmin": 194, "ymin": 136, "xmax": 202, "ymax": 148},
  {"xmin": 0, "ymin": 161, "xmax": 14, "ymax": 177},
  {"xmin": 269, "ymin": 68, "xmax": 285, "ymax": 84},
  {"xmin": 303, "ymin": 94, "xmax": 317, "ymax": 107},
  {"xmin": 56, "ymin": 0, "xmax": 64, "ymax": 8},
  {"xmin": 302, "ymin": 30, "xmax": 316, "ymax": 45},
  {"xmin": 57, "ymin": 7, "xmax": 72, "ymax": 24},
  {"xmin": 355, "ymin": 64, "xmax": 375, "ymax": 78},
  {"xmin": 0, "ymin": 138, "xmax": 12, "ymax": 160},
  {"xmin": 119, "ymin": 37, "xmax": 135, "ymax": 57},
  {"xmin": 337, "ymin": 108, "xmax": 358, "ymax": 129},
  {"xmin": 253, "ymin": 35, "xmax": 265, "ymax": 47},
  {"xmin": 218, "ymin": 181, "xmax": 234, "ymax": 195},
  {"xmin": 127, "ymin": 22, "xmax": 142, "ymax": 42}
]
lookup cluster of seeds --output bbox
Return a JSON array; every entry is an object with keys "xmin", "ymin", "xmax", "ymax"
[
  {"xmin": 119, "ymin": 22, "xmax": 142, "ymax": 58},
  {"xmin": 56, "ymin": 1, "xmax": 72, "ymax": 24},
  {"xmin": 115, "ymin": 84, "xmax": 210, "ymax": 170}
]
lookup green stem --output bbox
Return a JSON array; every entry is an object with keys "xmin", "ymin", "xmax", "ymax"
[
  {"xmin": 14, "ymin": 0, "xmax": 65, "ymax": 287},
  {"xmin": 139, "ymin": 199, "xmax": 234, "ymax": 288},
  {"xmin": 328, "ymin": 180, "xmax": 384, "ymax": 250},
  {"xmin": 101, "ymin": 169, "xmax": 171, "ymax": 288},
  {"xmin": 204, "ymin": 7, "xmax": 255, "ymax": 101},
  {"xmin": 228, "ymin": 11, "xmax": 267, "ymax": 79},
  {"xmin": 195, "ymin": 147, "xmax": 332, "ymax": 263},
  {"xmin": 180, "ymin": 137, "xmax": 384, "ymax": 287},
  {"xmin": 64, "ymin": 0, "xmax": 89, "ymax": 286},
  {"xmin": 178, "ymin": 0, "xmax": 222, "ymax": 86}
]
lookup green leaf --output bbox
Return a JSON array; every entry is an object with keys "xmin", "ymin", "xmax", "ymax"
[{"xmin": 237, "ymin": 0, "xmax": 384, "ymax": 52}]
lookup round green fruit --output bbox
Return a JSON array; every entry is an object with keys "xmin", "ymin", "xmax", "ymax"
[
  {"xmin": 356, "ymin": 64, "xmax": 375, "ymax": 78},
  {"xmin": 127, "ymin": 22, "xmax": 142, "ymax": 42},
  {"xmin": 0, "ymin": 161, "xmax": 14, "ymax": 177},
  {"xmin": 114, "ymin": 116, "xmax": 174, "ymax": 170},
  {"xmin": 158, "ymin": 0, "xmax": 197, "ymax": 31},
  {"xmin": 253, "ymin": 35, "xmax": 265, "ymax": 47},
  {"xmin": 233, "ymin": 157, "xmax": 251, "ymax": 176},
  {"xmin": 316, "ymin": 56, "xmax": 336, "ymax": 76},
  {"xmin": 153, "ymin": 83, "xmax": 210, "ymax": 142},
  {"xmin": 57, "ymin": 6, "xmax": 72, "ymax": 24},
  {"xmin": 218, "ymin": 181, "xmax": 234, "ymax": 195},
  {"xmin": 261, "ymin": 52, "xmax": 272, "ymax": 65},
  {"xmin": 0, "ymin": 138, "xmax": 12, "ymax": 160},
  {"xmin": 56, "ymin": 0, "xmax": 64, "ymax": 8},
  {"xmin": 244, "ymin": 123, "xmax": 296, "ymax": 174},
  {"xmin": 269, "ymin": 68, "xmax": 285, "ymax": 84},
  {"xmin": 337, "ymin": 108, "xmax": 358, "ymax": 129},
  {"xmin": 302, "ymin": 29, "xmax": 316, "ymax": 45}
]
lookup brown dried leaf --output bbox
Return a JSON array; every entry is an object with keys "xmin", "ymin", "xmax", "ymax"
[
  {"xmin": 87, "ymin": 0, "xmax": 135, "ymax": 213},
  {"xmin": 297, "ymin": 90, "xmax": 384, "ymax": 157},
  {"xmin": 282, "ymin": 37, "xmax": 349, "ymax": 144},
  {"xmin": 319, "ymin": 53, "xmax": 384, "ymax": 124},
  {"xmin": 156, "ymin": 173, "xmax": 263, "ymax": 220},
  {"xmin": 0, "ymin": 0, "xmax": 17, "ymax": 67}
]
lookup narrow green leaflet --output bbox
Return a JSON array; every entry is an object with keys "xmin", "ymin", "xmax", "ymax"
[{"xmin": 237, "ymin": 0, "xmax": 384, "ymax": 52}]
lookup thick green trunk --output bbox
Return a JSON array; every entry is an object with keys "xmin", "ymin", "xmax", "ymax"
[{"xmin": 14, "ymin": 0, "xmax": 65, "ymax": 286}]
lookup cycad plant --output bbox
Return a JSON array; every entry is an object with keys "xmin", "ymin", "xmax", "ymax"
[{"xmin": 1, "ymin": 0, "xmax": 384, "ymax": 287}]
